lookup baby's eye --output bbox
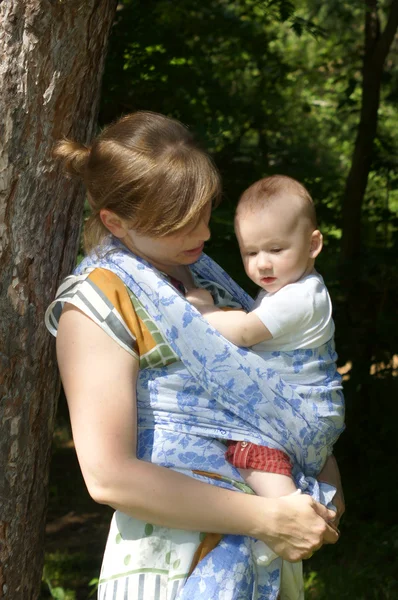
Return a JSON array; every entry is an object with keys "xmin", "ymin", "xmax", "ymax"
[
  {"xmin": 247, "ymin": 251, "xmax": 257, "ymax": 257},
  {"xmin": 271, "ymin": 248, "xmax": 283, "ymax": 253}
]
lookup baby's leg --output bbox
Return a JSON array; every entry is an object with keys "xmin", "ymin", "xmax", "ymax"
[
  {"xmin": 226, "ymin": 442, "xmax": 298, "ymax": 565},
  {"xmin": 240, "ymin": 468, "xmax": 297, "ymax": 498},
  {"xmin": 226, "ymin": 441, "xmax": 296, "ymax": 497},
  {"xmin": 238, "ymin": 466, "xmax": 298, "ymax": 568}
]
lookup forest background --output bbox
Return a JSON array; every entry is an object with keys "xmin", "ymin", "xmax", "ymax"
[{"xmin": 42, "ymin": 1, "xmax": 398, "ymax": 599}]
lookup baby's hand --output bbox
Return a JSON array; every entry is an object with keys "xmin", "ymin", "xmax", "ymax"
[{"xmin": 186, "ymin": 288, "xmax": 214, "ymax": 308}]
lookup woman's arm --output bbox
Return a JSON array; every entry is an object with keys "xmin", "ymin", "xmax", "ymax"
[
  {"xmin": 57, "ymin": 305, "xmax": 339, "ymax": 561},
  {"xmin": 186, "ymin": 288, "xmax": 272, "ymax": 346}
]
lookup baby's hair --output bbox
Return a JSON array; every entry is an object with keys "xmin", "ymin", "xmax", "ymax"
[
  {"xmin": 54, "ymin": 111, "xmax": 221, "ymax": 252},
  {"xmin": 237, "ymin": 175, "xmax": 318, "ymax": 229}
]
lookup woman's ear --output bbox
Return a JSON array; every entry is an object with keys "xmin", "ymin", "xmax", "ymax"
[
  {"xmin": 99, "ymin": 209, "xmax": 128, "ymax": 238},
  {"xmin": 309, "ymin": 229, "xmax": 323, "ymax": 258}
]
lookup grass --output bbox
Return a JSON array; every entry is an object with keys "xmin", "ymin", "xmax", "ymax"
[
  {"xmin": 303, "ymin": 518, "xmax": 398, "ymax": 599},
  {"xmin": 40, "ymin": 410, "xmax": 112, "ymax": 600}
]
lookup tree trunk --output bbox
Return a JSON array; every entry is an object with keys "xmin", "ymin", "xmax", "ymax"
[
  {"xmin": 338, "ymin": 2, "xmax": 398, "ymax": 407},
  {"xmin": 0, "ymin": 1, "xmax": 118, "ymax": 598},
  {"xmin": 340, "ymin": 0, "xmax": 398, "ymax": 262}
]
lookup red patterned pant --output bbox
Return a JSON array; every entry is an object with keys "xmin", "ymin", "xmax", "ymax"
[{"xmin": 225, "ymin": 441, "xmax": 292, "ymax": 476}]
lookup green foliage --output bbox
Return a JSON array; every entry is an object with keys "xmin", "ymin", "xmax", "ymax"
[
  {"xmin": 102, "ymin": 0, "xmax": 342, "ymax": 201},
  {"xmin": 101, "ymin": 0, "xmax": 398, "ymax": 375},
  {"xmin": 102, "ymin": 0, "xmax": 397, "ymax": 244},
  {"xmin": 42, "ymin": 558, "xmax": 77, "ymax": 600},
  {"xmin": 41, "ymin": 553, "xmax": 99, "ymax": 599},
  {"xmin": 87, "ymin": 578, "xmax": 99, "ymax": 598}
]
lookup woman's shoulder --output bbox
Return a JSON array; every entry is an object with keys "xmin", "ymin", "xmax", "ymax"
[
  {"xmin": 45, "ymin": 267, "xmax": 141, "ymax": 357},
  {"xmin": 45, "ymin": 267, "xmax": 180, "ymax": 368},
  {"xmin": 87, "ymin": 267, "xmax": 137, "ymax": 322}
]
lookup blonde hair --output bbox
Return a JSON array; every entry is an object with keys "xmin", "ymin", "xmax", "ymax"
[
  {"xmin": 237, "ymin": 175, "xmax": 317, "ymax": 228},
  {"xmin": 54, "ymin": 111, "xmax": 221, "ymax": 252}
]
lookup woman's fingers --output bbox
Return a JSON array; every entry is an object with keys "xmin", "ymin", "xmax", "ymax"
[
  {"xmin": 311, "ymin": 500, "xmax": 340, "ymax": 543},
  {"xmin": 317, "ymin": 454, "xmax": 345, "ymax": 528},
  {"xmin": 262, "ymin": 495, "xmax": 340, "ymax": 562},
  {"xmin": 321, "ymin": 521, "xmax": 340, "ymax": 544},
  {"xmin": 310, "ymin": 500, "xmax": 339, "ymax": 544},
  {"xmin": 332, "ymin": 493, "xmax": 345, "ymax": 527},
  {"xmin": 311, "ymin": 499, "xmax": 336, "ymax": 522}
]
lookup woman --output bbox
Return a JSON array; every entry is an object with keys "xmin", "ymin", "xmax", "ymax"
[{"xmin": 46, "ymin": 111, "xmax": 343, "ymax": 600}]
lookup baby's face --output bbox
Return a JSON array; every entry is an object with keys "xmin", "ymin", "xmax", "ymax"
[{"xmin": 235, "ymin": 199, "xmax": 321, "ymax": 294}]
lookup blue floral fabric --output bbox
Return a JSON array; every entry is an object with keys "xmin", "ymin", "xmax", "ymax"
[{"xmin": 73, "ymin": 237, "xmax": 345, "ymax": 599}]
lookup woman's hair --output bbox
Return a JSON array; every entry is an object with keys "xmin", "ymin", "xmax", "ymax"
[{"xmin": 54, "ymin": 111, "xmax": 222, "ymax": 252}]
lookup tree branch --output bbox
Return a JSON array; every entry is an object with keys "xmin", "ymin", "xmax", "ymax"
[{"xmin": 373, "ymin": 0, "xmax": 398, "ymax": 70}]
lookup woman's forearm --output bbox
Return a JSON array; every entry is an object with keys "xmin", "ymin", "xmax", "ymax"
[
  {"xmin": 92, "ymin": 456, "xmax": 267, "ymax": 536},
  {"xmin": 89, "ymin": 456, "xmax": 339, "ymax": 563}
]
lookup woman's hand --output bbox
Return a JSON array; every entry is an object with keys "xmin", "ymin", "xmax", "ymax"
[
  {"xmin": 318, "ymin": 454, "xmax": 345, "ymax": 527},
  {"xmin": 256, "ymin": 494, "xmax": 339, "ymax": 562}
]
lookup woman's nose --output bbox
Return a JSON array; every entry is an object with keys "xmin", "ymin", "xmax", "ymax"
[{"xmin": 197, "ymin": 217, "xmax": 211, "ymax": 241}]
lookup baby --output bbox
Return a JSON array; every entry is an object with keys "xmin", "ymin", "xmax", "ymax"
[{"xmin": 187, "ymin": 175, "xmax": 339, "ymax": 502}]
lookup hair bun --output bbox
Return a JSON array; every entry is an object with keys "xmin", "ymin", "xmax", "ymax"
[{"xmin": 53, "ymin": 139, "xmax": 90, "ymax": 177}]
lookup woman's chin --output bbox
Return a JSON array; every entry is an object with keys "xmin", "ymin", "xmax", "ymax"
[{"xmin": 182, "ymin": 246, "xmax": 204, "ymax": 262}]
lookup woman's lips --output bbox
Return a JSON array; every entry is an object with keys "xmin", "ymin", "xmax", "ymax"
[{"xmin": 184, "ymin": 243, "xmax": 204, "ymax": 256}]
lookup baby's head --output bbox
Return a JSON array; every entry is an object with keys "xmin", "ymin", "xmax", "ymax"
[{"xmin": 235, "ymin": 175, "xmax": 323, "ymax": 293}]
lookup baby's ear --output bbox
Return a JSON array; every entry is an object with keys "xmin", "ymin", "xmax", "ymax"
[{"xmin": 309, "ymin": 229, "xmax": 323, "ymax": 258}]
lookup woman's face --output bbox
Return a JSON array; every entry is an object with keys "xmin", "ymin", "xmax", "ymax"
[{"xmin": 122, "ymin": 203, "xmax": 212, "ymax": 275}]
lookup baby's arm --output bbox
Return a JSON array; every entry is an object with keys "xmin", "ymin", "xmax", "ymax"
[{"xmin": 186, "ymin": 288, "xmax": 273, "ymax": 346}]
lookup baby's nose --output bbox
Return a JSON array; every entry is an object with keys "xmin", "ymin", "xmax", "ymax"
[{"xmin": 257, "ymin": 254, "xmax": 272, "ymax": 270}]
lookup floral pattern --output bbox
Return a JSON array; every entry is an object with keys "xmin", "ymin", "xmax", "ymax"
[{"xmin": 72, "ymin": 237, "xmax": 345, "ymax": 599}]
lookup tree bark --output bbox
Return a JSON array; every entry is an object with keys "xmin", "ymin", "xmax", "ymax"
[
  {"xmin": 340, "ymin": 0, "xmax": 398, "ymax": 262},
  {"xmin": 0, "ymin": 1, "xmax": 118, "ymax": 598}
]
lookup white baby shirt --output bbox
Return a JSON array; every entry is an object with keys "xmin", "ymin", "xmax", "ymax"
[{"xmin": 252, "ymin": 272, "xmax": 334, "ymax": 352}]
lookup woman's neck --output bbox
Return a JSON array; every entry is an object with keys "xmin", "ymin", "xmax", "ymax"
[
  {"xmin": 118, "ymin": 234, "xmax": 195, "ymax": 288},
  {"xmin": 164, "ymin": 265, "xmax": 195, "ymax": 289}
]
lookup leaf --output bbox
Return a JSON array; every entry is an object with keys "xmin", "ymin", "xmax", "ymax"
[{"xmin": 51, "ymin": 588, "xmax": 66, "ymax": 600}]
